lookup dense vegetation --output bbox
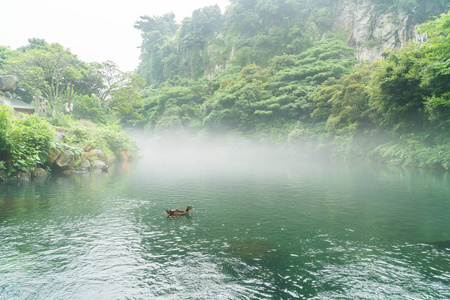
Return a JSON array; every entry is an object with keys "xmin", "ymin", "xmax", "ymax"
[
  {"xmin": 1, "ymin": 0, "xmax": 450, "ymax": 174},
  {"xmin": 130, "ymin": 0, "xmax": 450, "ymax": 169},
  {"xmin": 0, "ymin": 106, "xmax": 136, "ymax": 178},
  {"xmin": 134, "ymin": 0, "xmax": 447, "ymax": 85},
  {"xmin": 0, "ymin": 40, "xmax": 139, "ymax": 177}
]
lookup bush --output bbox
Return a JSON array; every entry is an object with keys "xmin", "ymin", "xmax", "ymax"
[
  {"xmin": 47, "ymin": 115, "xmax": 137, "ymax": 163},
  {"xmin": 94, "ymin": 123, "xmax": 137, "ymax": 160},
  {"xmin": 0, "ymin": 106, "xmax": 12, "ymax": 159},
  {"xmin": 6, "ymin": 112, "xmax": 55, "ymax": 174}
]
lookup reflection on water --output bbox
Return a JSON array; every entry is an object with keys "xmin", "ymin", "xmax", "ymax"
[{"xmin": 0, "ymin": 138, "xmax": 449, "ymax": 299}]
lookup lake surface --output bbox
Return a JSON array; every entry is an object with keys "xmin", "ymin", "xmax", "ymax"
[{"xmin": 1, "ymin": 138, "xmax": 449, "ymax": 299}]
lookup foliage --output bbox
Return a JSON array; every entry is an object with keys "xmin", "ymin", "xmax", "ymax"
[
  {"xmin": 418, "ymin": 10, "xmax": 450, "ymax": 130},
  {"xmin": 0, "ymin": 46, "xmax": 13, "ymax": 69},
  {"xmin": 370, "ymin": 44, "xmax": 429, "ymax": 131},
  {"xmin": 48, "ymin": 115, "xmax": 138, "ymax": 163},
  {"xmin": 2, "ymin": 40, "xmax": 99, "ymax": 116},
  {"xmin": 311, "ymin": 64, "xmax": 377, "ymax": 134},
  {"xmin": 94, "ymin": 123, "xmax": 137, "ymax": 159},
  {"xmin": 203, "ymin": 64, "xmax": 272, "ymax": 132},
  {"xmin": 141, "ymin": 81, "xmax": 208, "ymax": 133},
  {"xmin": 1, "ymin": 39, "xmax": 142, "ymax": 126},
  {"xmin": 0, "ymin": 109, "xmax": 55, "ymax": 175},
  {"xmin": 130, "ymin": 4, "xmax": 450, "ymax": 169},
  {"xmin": 72, "ymin": 94, "xmax": 109, "ymax": 124},
  {"xmin": 134, "ymin": 13, "xmax": 179, "ymax": 85},
  {"xmin": 0, "ymin": 106, "xmax": 12, "ymax": 161},
  {"xmin": 92, "ymin": 61, "xmax": 144, "ymax": 124},
  {"xmin": 1, "ymin": 1, "xmax": 449, "ymax": 171},
  {"xmin": 0, "ymin": 105, "xmax": 137, "ymax": 176},
  {"xmin": 369, "ymin": 136, "xmax": 450, "ymax": 170},
  {"xmin": 133, "ymin": 0, "xmax": 447, "ymax": 89},
  {"xmin": 266, "ymin": 39, "xmax": 356, "ymax": 124}
]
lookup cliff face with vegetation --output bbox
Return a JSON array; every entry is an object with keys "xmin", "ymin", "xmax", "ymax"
[
  {"xmin": 135, "ymin": 0, "xmax": 448, "ymax": 84},
  {"xmin": 132, "ymin": 0, "xmax": 450, "ymax": 170},
  {"xmin": 335, "ymin": 0, "xmax": 431, "ymax": 61}
]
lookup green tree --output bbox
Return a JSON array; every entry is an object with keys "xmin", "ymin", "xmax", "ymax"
[
  {"xmin": 72, "ymin": 94, "xmax": 108, "ymax": 124},
  {"xmin": 370, "ymin": 44, "xmax": 429, "ymax": 131},
  {"xmin": 0, "ymin": 46, "xmax": 13, "ymax": 70},
  {"xmin": 324, "ymin": 64, "xmax": 376, "ymax": 134},
  {"xmin": 134, "ymin": 13, "xmax": 178, "ymax": 85},
  {"xmin": 93, "ymin": 61, "xmax": 144, "ymax": 123},
  {"xmin": 203, "ymin": 64, "xmax": 271, "ymax": 132},
  {"xmin": 418, "ymin": 11, "xmax": 450, "ymax": 129},
  {"xmin": 0, "ymin": 107, "xmax": 12, "ymax": 164},
  {"xmin": 2, "ymin": 40, "xmax": 94, "ymax": 115},
  {"xmin": 267, "ymin": 39, "xmax": 356, "ymax": 123}
]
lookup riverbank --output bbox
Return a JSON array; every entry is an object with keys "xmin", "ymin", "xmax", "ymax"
[{"xmin": 0, "ymin": 107, "xmax": 137, "ymax": 183}]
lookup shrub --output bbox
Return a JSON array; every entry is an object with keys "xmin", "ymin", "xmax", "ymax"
[{"xmin": 7, "ymin": 113, "xmax": 55, "ymax": 174}]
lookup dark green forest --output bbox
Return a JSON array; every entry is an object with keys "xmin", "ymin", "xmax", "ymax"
[{"xmin": 1, "ymin": 0, "xmax": 450, "ymax": 172}]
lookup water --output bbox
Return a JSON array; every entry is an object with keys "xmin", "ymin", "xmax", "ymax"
[{"xmin": 1, "ymin": 139, "xmax": 449, "ymax": 299}]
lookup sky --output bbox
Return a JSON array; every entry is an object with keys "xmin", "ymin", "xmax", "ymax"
[{"xmin": 1, "ymin": 0, "xmax": 230, "ymax": 71}]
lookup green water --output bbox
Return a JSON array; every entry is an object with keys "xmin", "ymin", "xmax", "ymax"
[{"xmin": 1, "ymin": 140, "xmax": 449, "ymax": 299}]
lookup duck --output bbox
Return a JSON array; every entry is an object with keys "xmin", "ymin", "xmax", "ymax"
[{"xmin": 166, "ymin": 206, "xmax": 194, "ymax": 216}]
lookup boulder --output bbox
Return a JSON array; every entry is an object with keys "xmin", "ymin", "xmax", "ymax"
[
  {"xmin": 74, "ymin": 157, "xmax": 91, "ymax": 172},
  {"xmin": 0, "ymin": 75, "xmax": 18, "ymax": 92},
  {"xmin": 54, "ymin": 131, "xmax": 65, "ymax": 141},
  {"xmin": 62, "ymin": 166, "xmax": 75, "ymax": 175},
  {"xmin": 87, "ymin": 149, "xmax": 105, "ymax": 161},
  {"xmin": 16, "ymin": 171, "xmax": 30, "ymax": 182},
  {"xmin": 46, "ymin": 148, "xmax": 62, "ymax": 166},
  {"xmin": 55, "ymin": 150, "xmax": 74, "ymax": 168},
  {"xmin": 90, "ymin": 159, "xmax": 106, "ymax": 169},
  {"xmin": 32, "ymin": 168, "xmax": 48, "ymax": 180},
  {"xmin": 0, "ymin": 170, "xmax": 30, "ymax": 183}
]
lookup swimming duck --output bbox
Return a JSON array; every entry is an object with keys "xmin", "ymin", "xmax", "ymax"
[{"xmin": 166, "ymin": 206, "xmax": 193, "ymax": 216}]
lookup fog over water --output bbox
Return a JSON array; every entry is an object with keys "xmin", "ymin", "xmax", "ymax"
[{"xmin": 128, "ymin": 131, "xmax": 332, "ymax": 176}]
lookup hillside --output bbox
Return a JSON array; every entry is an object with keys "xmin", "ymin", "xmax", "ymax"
[
  {"xmin": 135, "ymin": 0, "xmax": 447, "ymax": 84},
  {"xmin": 132, "ymin": 0, "xmax": 450, "ymax": 170},
  {"xmin": 1, "ymin": 0, "xmax": 449, "ymax": 172}
]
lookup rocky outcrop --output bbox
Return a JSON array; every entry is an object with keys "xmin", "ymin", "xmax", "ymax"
[
  {"xmin": 86, "ymin": 149, "xmax": 105, "ymax": 161},
  {"xmin": 0, "ymin": 170, "xmax": 30, "ymax": 183},
  {"xmin": 46, "ymin": 148, "xmax": 62, "ymax": 166},
  {"xmin": 1, "ymin": 145, "xmax": 113, "ymax": 182},
  {"xmin": 55, "ymin": 150, "xmax": 75, "ymax": 170},
  {"xmin": 45, "ymin": 147, "xmax": 110, "ymax": 174},
  {"xmin": 90, "ymin": 159, "xmax": 107, "ymax": 169},
  {"xmin": 335, "ymin": 0, "xmax": 429, "ymax": 61},
  {"xmin": 75, "ymin": 158, "xmax": 91, "ymax": 172},
  {"xmin": 32, "ymin": 168, "xmax": 48, "ymax": 180},
  {"xmin": 0, "ymin": 75, "xmax": 18, "ymax": 92}
]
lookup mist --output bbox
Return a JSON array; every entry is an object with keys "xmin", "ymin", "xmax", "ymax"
[{"xmin": 126, "ymin": 130, "xmax": 335, "ymax": 181}]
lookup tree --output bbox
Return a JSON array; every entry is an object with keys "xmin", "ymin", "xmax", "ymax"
[
  {"xmin": 93, "ymin": 61, "xmax": 144, "ymax": 123},
  {"xmin": 418, "ymin": 11, "xmax": 450, "ymax": 130},
  {"xmin": 203, "ymin": 64, "xmax": 271, "ymax": 132},
  {"xmin": 2, "ymin": 40, "xmax": 94, "ymax": 116},
  {"xmin": 134, "ymin": 13, "xmax": 178, "ymax": 86},
  {"xmin": 370, "ymin": 43, "xmax": 429, "ymax": 131},
  {"xmin": 0, "ymin": 46, "xmax": 13, "ymax": 70},
  {"xmin": 324, "ymin": 64, "xmax": 376, "ymax": 133}
]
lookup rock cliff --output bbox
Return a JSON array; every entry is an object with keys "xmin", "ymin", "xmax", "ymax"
[{"xmin": 335, "ymin": 0, "xmax": 430, "ymax": 61}]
